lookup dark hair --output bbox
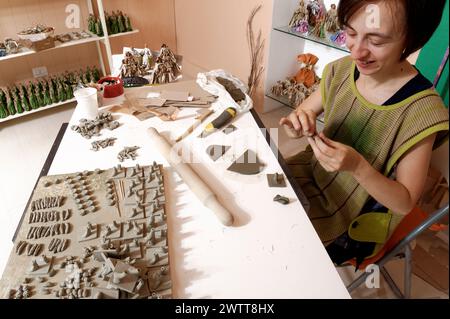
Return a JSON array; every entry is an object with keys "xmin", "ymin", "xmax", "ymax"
[{"xmin": 337, "ymin": 0, "xmax": 446, "ymax": 60}]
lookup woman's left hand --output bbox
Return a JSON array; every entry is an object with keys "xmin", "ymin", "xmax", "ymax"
[{"xmin": 307, "ymin": 132, "xmax": 364, "ymax": 173}]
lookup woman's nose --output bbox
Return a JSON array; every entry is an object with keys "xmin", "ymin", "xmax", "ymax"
[{"xmin": 351, "ymin": 40, "xmax": 370, "ymax": 59}]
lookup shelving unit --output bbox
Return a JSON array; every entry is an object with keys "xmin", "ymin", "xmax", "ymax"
[
  {"xmin": 0, "ymin": 98, "xmax": 76, "ymax": 124},
  {"xmin": 263, "ymin": 0, "xmax": 348, "ymax": 114},
  {"xmin": 0, "ymin": 30, "xmax": 139, "ymax": 64},
  {"xmin": 0, "ymin": 0, "xmax": 139, "ymax": 124}
]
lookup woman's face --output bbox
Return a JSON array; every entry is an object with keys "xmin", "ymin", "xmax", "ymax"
[{"xmin": 344, "ymin": 1, "xmax": 406, "ymax": 76}]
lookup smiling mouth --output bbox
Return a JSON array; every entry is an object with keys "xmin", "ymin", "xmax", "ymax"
[{"xmin": 357, "ymin": 60, "xmax": 375, "ymax": 66}]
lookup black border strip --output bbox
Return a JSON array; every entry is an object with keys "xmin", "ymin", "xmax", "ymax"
[
  {"xmin": 250, "ymin": 109, "xmax": 311, "ymax": 212},
  {"xmin": 12, "ymin": 123, "xmax": 69, "ymax": 242}
]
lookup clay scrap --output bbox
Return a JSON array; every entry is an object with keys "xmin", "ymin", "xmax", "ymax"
[
  {"xmin": 71, "ymin": 112, "xmax": 120, "ymax": 139},
  {"xmin": 227, "ymin": 150, "xmax": 265, "ymax": 175}
]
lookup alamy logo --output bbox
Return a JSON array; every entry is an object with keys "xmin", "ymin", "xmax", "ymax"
[
  {"xmin": 365, "ymin": 4, "xmax": 380, "ymax": 29},
  {"xmin": 365, "ymin": 264, "xmax": 380, "ymax": 289},
  {"xmin": 65, "ymin": 4, "xmax": 80, "ymax": 29}
]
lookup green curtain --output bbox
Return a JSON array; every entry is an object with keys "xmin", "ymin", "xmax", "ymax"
[{"xmin": 416, "ymin": 0, "xmax": 449, "ymax": 107}]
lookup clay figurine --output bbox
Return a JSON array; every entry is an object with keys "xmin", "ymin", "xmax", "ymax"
[
  {"xmin": 117, "ymin": 11, "xmax": 125, "ymax": 33},
  {"xmin": 110, "ymin": 11, "xmax": 119, "ymax": 34},
  {"xmin": 307, "ymin": 0, "xmax": 322, "ymax": 27},
  {"xmin": 88, "ymin": 14, "xmax": 96, "ymax": 34},
  {"xmin": 95, "ymin": 18, "xmax": 103, "ymax": 37},
  {"xmin": 6, "ymin": 90, "xmax": 16, "ymax": 115},
  {"xmin": 124, "ymin": 14, "xmax": 132, "ymax": 32},
  {"xmin": 19, "ymin": 88, "xmax": 31, "ymax": 111},
  {"xmin": 289, "ymin": 0, "xmax": 309, "ymax": 28},
  {"xmin": 13, "ymin": 94, "xmax": 24, "ymax": 114},
  {"xmin": 324, "ymin": 4, "xmax": 339, "ymax": 33}
]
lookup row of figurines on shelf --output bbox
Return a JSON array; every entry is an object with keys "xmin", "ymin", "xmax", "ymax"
[
  {"xmin": 0, "ymin": 66, "xmax": 101, "ymax": 118},
  {"xmin": 270, "ymin": 53, "xmax": 320, "ymax": 108},
  {"xmin": 289, "ymin": 0, "xmax": 346, "ymax": 47},
  {"xmin": 88, "ymin": 10, "xmax": 132, "ymax": 37}
]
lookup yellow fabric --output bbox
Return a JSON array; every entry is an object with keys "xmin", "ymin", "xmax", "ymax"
[{"xmin": 348, "ymin": 212, "xmax": 393, "ymax": 244}]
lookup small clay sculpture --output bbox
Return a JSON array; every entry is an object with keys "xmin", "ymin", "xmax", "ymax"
[
  {"xmin": 273, "ymin": 194, "xmax": 290, "ymax": 205},
  {"xmin": 267, "ymin": 173, "xmax": 287, "ymax": 188},
  {"xmin": 124, "ymin": 14, "xmax": 132, "ymax": 31},
  {"xmin": 289, "ymin": 0, "xmax": 309, "ymax": 28},
  {"xmin": 227, "ymin": 150, "xmax": 265, "ymax": 175}
]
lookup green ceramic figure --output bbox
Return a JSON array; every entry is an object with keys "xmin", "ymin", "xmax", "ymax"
[
  {"xmin": 81, "ymin": 69, "xmax": 89, "ymax": 84},
  {"xmin": 49, "ymin": 84, "xmax": 58, "ymax": 104},
  {"xmin": 57, "ymin": 80, "xmax": 66, "ymax": 102},
  {"xmin": 35, "ymin": 86, "xmax": 45, "ymax": 107},
  {"xmin": 6, "ymin": 90, "xmax": 16, "ymax": 115},
  {"xmin": 110, "ymin": 12, "xmax": 119, "ymax": 34},
  {"xmin": 105, "ymin": 11, "xmax": 112, "ymax": 34},
  {"xmin": 64, "ymin": 82, "xmax": 73, "ymax": 99},
  {"xmin": 28, "ymin": 81, "xmax": 35, "ymax": 93},
  {"xmin": 117, "ymin": 11, "xmax": 125, "ymax": 33},
  {"xmin": 95, "ymin": 18, "xmax": 104, "ymax": 37},
  {"xmin": 20, "ymin": 88, "xmax": 31, "ymax": 111},
  {"xmin": 0, "ymin": 88, "xmax": 6, "ymax": 106},
  {"xmin": 27, "ymin": 85, "xmax": 38, "ymax": 109},
  {"xmin": 92, "ymin": 66, "xmax": 100, "ymax": 82},
  {"xmin": 11, "ymin": 86, "xmax": 20, "ymax": 100},
  {"xmin": 0, "ymin": 101, "xmax": 7, "ymax": 118},
  {"xmin": 43, "ymin": 85, "xmax": 52, "ymax": 105},
  {"xmin": 14, "ymin": 94, "xmax": 24, "ymax": 114},
  {"xmin": 0, "ymin": 89, "xmax": 8, "ymax": 118},
  {"xmin": 85, "ymin": 67, "xmax": 92, "ymax": 83},
  {"xmin": 124, "ymin": 14, "xmax": 132, "ymax": 32},
  {"xmin": 88, "ymin": 14, "xmax": 96, "ymax": 34}
]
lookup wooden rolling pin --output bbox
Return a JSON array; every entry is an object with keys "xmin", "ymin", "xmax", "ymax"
[{"xmin": 148, "ymin": 127, "xmax": 234, "ymax": 226}]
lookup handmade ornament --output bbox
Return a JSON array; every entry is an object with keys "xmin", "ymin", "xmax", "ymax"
[{"xmin": 294, "ymin": 53, "xmax": 319, "ymax": 88}]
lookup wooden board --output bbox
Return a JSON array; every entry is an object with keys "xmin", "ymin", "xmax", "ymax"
[{"xmin": 0, "ymin": 163, "xmax": 171, "ymax": 299}]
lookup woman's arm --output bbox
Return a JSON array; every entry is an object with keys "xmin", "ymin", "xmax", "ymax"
[
  {"xmin": 279, "ymin": 88, "xmax": 324, "ymax": 138},
  {"xmin": 308, "ymin": 132, "xmax": 437, "ymax": 215}
]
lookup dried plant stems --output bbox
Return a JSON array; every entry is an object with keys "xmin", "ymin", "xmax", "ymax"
[{"xmin": 247, "ymin": 5, "xmax": 265, "ymax": 99}]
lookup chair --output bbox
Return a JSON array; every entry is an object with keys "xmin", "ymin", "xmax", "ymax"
[{"xmin": 345, "ymin": 141, "xmax": 449, "ymax": 299}]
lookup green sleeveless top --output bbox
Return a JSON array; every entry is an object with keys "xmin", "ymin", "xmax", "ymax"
[{"xmin": 287, "ymin": 56, "xmax": 449, "ymax": 244}]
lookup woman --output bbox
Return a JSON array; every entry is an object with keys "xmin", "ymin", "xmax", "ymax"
[{"xmin": 280, "ymin": 0, "xmax": 448, "ymax": 265}]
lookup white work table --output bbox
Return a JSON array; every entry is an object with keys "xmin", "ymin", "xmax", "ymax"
[{"xmin": 42, "ymin": 81, "xmax": 349, "ymax": 299}]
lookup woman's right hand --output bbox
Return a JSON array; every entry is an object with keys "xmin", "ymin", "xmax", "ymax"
[{"xmin": 279, "ymin": 108, "xmax": 317, "ymax": 139}]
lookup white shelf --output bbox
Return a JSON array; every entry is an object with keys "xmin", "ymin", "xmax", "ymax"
[
  {"xmin": 274, "ymin": 26, "xmax": 349, "ymax": 53},
  {"xmin": 105, "ymin": 29, "xmax": 139, "ymax": 40},
  {"xmin": 0, "ymin": 98, "xmax": 76, "ymax": 123},
  {"xmin": 0, "ymin": 30, "xmax": 139, "ymax": 62}
]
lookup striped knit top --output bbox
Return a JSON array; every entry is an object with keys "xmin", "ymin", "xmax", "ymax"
[{"xmin": 287, "ymin": 56, "xmax": 449, "ymax": 244}]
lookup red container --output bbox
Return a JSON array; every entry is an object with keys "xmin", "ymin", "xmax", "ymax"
[{"xmin": 98, "ymin": 76, "xmax": 124, "ymax": 98}]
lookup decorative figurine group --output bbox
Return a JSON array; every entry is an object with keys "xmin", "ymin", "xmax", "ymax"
[
  {"xmin": 88, "ymin": 11, "xmax": 132, "ymax": 37},
  {"xmin": 289, "ymin": 0, "xmax": 345, "ymax": 47},
  {"xmin": 271, "ymin": 53, "xmax": 320, "ymax": 108},
  {"xmin": 120, "ymin": 47, "xmax": 153, "ymax": 78},
  {"xmin": 119, "ymin": 44, "xmax": 181, "ymax": 85},
  {"xmin": 152, "ymin": 44, "xmax": 182, "ymax": 84},
  {"xmin": 0, "ymin": 66, "xmax": 101, "ymax": 119},
  {"xmin": 0, "ymin": 38, "xmax": 21, "ymax": 57}
]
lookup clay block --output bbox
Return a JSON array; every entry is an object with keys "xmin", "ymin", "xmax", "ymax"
[{"xmin": 266, "ymin": 173, "xmax": 287, "ymax": 188}]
